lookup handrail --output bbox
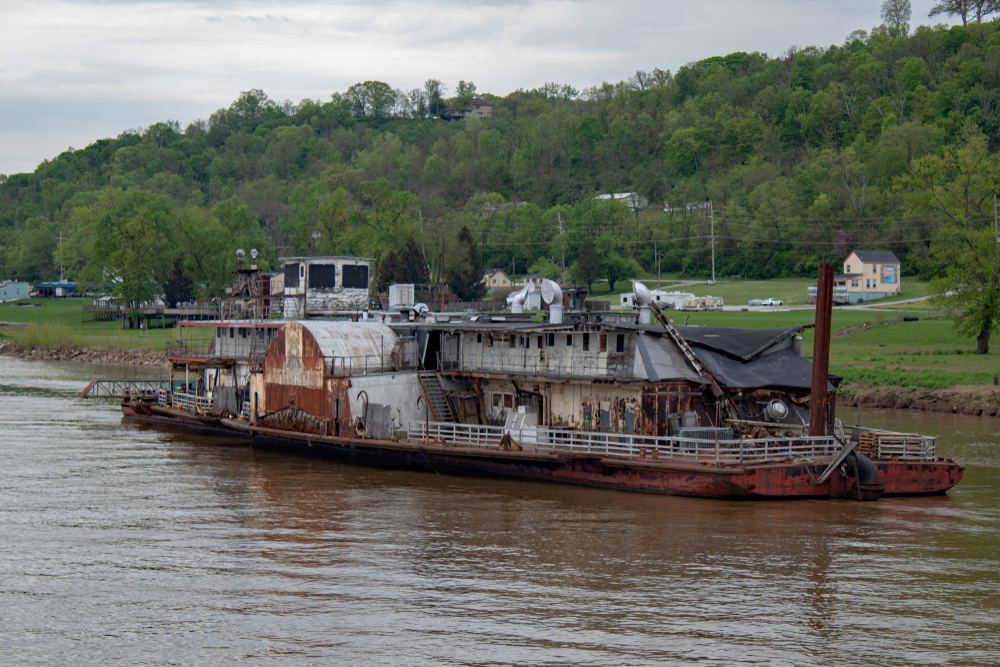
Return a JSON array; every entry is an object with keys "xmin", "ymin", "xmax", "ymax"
[
  {"xmin": 405, "ymin": 420, "xmax": 939, "ymax": 465},
  {"xmin": 80, "ymin": 380, "xmax": 168, "ymax": 398}
]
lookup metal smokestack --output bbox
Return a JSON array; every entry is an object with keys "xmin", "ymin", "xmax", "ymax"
[{"xmin": 809, "ymin": 264, "xmax": 834, "ymax": 436}]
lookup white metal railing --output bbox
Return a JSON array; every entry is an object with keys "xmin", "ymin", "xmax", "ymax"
[
  {"xmin": 405, "ymin": 421, "xmax": 872, "ymax": 465},
  {"xmin": 323, "ymin": 352, "xmax": 419, "ymax": 377},
  {"xmin": 80, "ymin": 380, "xmax": 168, "ymax": 398},
  {"xmin": 161, "ymin": 391, "xmax": 213, "ymax": 413},
  {"xmin": 441, "ymin": 348, "xmax": 613, "ymax": 378}
]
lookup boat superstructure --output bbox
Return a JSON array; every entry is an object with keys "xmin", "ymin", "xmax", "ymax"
[{"xmin": 82, "ymin": 258, "xmax": 963, "ymax": 500}]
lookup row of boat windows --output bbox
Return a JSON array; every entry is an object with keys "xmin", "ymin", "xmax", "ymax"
[
  {"xmin": 218, "ymin": 327, "xmax": 249, "ymax": 339},
  {"xmin": 475, "ymin": 332, "xmax": 625, "ymax": 353}
]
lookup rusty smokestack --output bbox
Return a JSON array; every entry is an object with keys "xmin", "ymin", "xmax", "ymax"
[{"xmin": 809, "ymin": 263, "xmax": 834, "ymax": 436}]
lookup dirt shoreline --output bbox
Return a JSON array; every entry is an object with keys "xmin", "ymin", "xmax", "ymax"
[
  {"xmin": 0, "ymin": 342, "xmax": 167, "ymax": 367},
  {"xmin": 840, "ymin": 384, "xmax": 1000, "ymax": 417}
]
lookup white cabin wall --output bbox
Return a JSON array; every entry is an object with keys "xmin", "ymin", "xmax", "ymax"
[{"xmin": 349, "ymin": 373, "xmax": 427, "ymax": 431}]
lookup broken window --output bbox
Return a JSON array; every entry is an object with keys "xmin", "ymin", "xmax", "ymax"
[
  {"xmin": 284, "ymin": 263, "xmax": 300, "ymax": 288},
  {"xmin": 616, "ymin": 334, "xmax": 625, "ymax": 352},
  {"xmin": 308, "ymin": 264, "xmax": 337, "ymax": 288},
  {"xmin": 583, "ymin": 333, "xmax": 590, "ymax": 351},
  {"xmin": 342, "ymin": 264, "xmax": 369, "ymax": 288},
  {"xmin": 566, "ymin": 334, "xmax": 573, "ymax": 346}
]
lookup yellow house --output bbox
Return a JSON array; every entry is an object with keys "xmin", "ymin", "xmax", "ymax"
[
  {"xmin": 482, "ymin": 268, "xmax": 513, "ymax": 289},
  {"xmin": 837, "ymin": 250, "xmax": 901, "ymax": 303}
]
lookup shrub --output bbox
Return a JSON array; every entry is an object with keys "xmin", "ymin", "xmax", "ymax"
[{"xmin": 16, "ymin": 322, "xmax": 74, "ymax": 349}]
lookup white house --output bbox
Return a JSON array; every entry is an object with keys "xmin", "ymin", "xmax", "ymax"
[
  {"xmin": 0, "ymin": 280, "xmax": 30, "ymax": 303},
  {"xmin": 838, "ymin": 250, "xmax": 901, "ymax": 303}
]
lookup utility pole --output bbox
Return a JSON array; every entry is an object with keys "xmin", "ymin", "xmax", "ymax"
[
  {"xmin": 58, "ymin": 231, "xmax": 63, "ymax": 282},
  {"xmin": 655, "ymin": 241, "xmax": 660, "ymax": 286},
  {"xmin": 419, "ymin": 210, "xmax": 428, "ymax": 266},
  {"xmin": 557, "ymin": 212, "xmax": 565, "ymax": 269},
  {"xmin": 710, "ymin": 201, "xmax": 716, "ymax": 285}
]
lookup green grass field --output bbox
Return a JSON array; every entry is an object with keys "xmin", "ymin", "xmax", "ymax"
[{"xmin": 0, "ymin": 299, "xmax": 176, "ymax": 350}]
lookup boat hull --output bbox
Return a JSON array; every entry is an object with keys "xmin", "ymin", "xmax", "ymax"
[{"xmin": 121, "ymin": 403, "xmax": 964, "ymax": 499}]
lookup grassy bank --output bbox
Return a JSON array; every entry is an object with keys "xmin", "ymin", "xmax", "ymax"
[{"xmin": 0, "ymin": 299, "xmax": 175, "ymax": 350}]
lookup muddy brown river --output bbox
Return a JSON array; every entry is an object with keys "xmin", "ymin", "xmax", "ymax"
[{"xmin": 1, "ymin": 356, "xmax": 998, "ymax": 666}]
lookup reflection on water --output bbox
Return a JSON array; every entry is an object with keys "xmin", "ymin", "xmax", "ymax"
[{"xmin": 1, "ymin": 357, "xmax": 998, "ymax": 666}]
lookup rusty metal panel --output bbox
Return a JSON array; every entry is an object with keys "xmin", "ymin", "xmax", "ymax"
[{"xmin": 257, "ymin": 400, "xmax": 330, "ymax": 436}]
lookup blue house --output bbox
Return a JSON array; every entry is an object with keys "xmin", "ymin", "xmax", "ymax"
[{"xmin": 0, "ymin": 280, "xmax": 30, "ymax": 303}]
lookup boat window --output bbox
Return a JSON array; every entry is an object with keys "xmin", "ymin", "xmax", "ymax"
[
  {"xmin": 583, "ymin": 333, "xmax": 590, "ymax": 351},
  {"xmin": 342, "ymin": 264, "xmax": 369, "ymax": 289},
  {"xmin": 308, "ymin": 264, "xmax": 337, "ymax": 288},
  {"xmin": 546, "ymin": 333, "xmax": 555, "ymax": 347},
  {"xmin": 284, "ymin": 263, "xmax": 299, "ymax": 288},
  {"xmin": 616, "ymin": 334, "xmax": 624, "ymax": 352},
  {"xmin": 566, "ymin": 334, "xmax": 573, "ymax": 346}
]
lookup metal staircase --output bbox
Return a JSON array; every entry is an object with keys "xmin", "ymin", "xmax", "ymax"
[{"xmin": 418, "ymin": 371, "xmax": 454, "ymax": 422}]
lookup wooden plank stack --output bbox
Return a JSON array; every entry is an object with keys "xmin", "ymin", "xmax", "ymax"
[{"xmin": 858, "ymin": 432, "xmax": 922, "ymax": 460}]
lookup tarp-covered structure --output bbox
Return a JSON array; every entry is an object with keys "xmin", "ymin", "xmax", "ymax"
[{"xmin": 627, "ymin": 325, "xmax": 818, "ymax": 389}]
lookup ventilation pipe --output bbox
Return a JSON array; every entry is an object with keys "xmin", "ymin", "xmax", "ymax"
[
  {"xmin": 507, "ymin": 283, "xmax": 530, "ymax": 314},
  {"xmin": 541, "ymin": 280, "xmax": 563, "ymax": 324},
  {"xmin": 633, "ymin": 281, "xmax": 651, "ymax": 324}
]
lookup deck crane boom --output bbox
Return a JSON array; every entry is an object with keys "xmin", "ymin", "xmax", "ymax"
[{"xmin": 634, "ymin": 282, "xmax": 742, "ymax": 423}]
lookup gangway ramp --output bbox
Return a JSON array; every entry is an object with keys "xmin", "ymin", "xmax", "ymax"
[{"xmin": 79, "ymin": 380, "xmax": 169, "ymax": 399}]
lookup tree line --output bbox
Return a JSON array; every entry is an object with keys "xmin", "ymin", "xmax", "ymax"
[{"xmin": 5, "ymin": 15, "xmax": 1000, "ymax": 346}]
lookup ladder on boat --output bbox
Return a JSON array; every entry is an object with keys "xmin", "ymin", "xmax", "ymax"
[{"xmin": 418, "ymin": 371, "xmax": 454, "ymax": 422}]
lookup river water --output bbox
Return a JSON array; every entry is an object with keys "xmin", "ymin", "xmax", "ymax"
[{"xmin": 1, "ymin": 356, "xmax": 998, "ymax": 666}]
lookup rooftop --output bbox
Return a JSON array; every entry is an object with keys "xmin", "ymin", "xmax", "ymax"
[{"xmin": 852, "ymin": 250, "xmax": 901, "ymax": 264}]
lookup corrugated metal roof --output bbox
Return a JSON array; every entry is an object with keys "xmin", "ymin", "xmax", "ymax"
[{"xmin": 297, "ymin": 321, "xmax": 398, "ymax": 361}]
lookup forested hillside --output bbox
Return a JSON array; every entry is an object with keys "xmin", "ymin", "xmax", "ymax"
[{"xmin": 5, "ymin": 19, "xmax": 1000, "ymax": 300}]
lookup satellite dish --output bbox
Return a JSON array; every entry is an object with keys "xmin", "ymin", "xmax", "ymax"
[
  {"xmin": 633, "ymin": 281, "xmax": 651, "ymax": 307},
  {"xmin": 236, "ymin": 248, "xmax": 245, "ymax": 259},
  {"xmin": 541, "ymin": 279, "xmax": 562, "ymax": 305},
  {"xmin": 250, "ymin": 248, "xmax": 258, "ymax": 259}
]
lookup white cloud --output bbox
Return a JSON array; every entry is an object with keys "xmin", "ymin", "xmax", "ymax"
[{"xmin": 0, "ymin": 0, "xmax": 956, "ymax": 174}]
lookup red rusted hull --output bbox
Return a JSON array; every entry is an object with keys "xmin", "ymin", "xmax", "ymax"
[{"xmin": 121, "ymin": 404, "xmax": 965, "ymax": 499}]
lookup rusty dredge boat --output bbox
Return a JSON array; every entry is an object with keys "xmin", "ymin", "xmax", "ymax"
[{"xmin": 84, "ymin": 256, "xmax": 963, "ymax": 500}]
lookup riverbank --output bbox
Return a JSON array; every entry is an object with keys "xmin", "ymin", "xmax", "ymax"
[
  {"xmin": 0, "ymin": 341, "xmax": 167, "ymax": 366},
  {"xmin": 840, "ymin": 383, "xmax": 1000, "ymax": 417}
]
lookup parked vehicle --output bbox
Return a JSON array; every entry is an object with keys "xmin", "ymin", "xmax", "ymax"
[
  {"xmin": 748, "ymin": 299, "xmax": 763, "ymax": 306},
  {"xmin": 761, "ymin": 298, "xmax": 783, "ymax": 306}
]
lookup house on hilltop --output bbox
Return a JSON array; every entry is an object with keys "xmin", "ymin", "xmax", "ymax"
[
  {"xmin": 441, "ymin": 99, "xmax": 495, "ymax": 120},
  {"xmin": 835, "ymin": 250, "xmax": 901, "ymax": 302}
]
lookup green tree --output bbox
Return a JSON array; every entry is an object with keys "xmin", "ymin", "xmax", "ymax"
[
  {"xmin": 570, "ymin": 239, "xmax": 602, "ymax": 290},
  {"xmin": 447, "ymin": 225, "xmax": 486, "ymax": 301},
  {"xmin": 94, "ymin": 191, "xmax": 175, "ymax": 307},
  {"xmin": 882, "ymin": 0, "xmax": 912, "ymax": 37},
  {"xmin": 930, "ymin": 226, "xmax": 1000, "ymax": 353}
]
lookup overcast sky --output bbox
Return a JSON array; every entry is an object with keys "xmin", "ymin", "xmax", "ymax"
[{"xmin": 0, "ymin": 0, "xmax": 956, "ymax": 175}]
